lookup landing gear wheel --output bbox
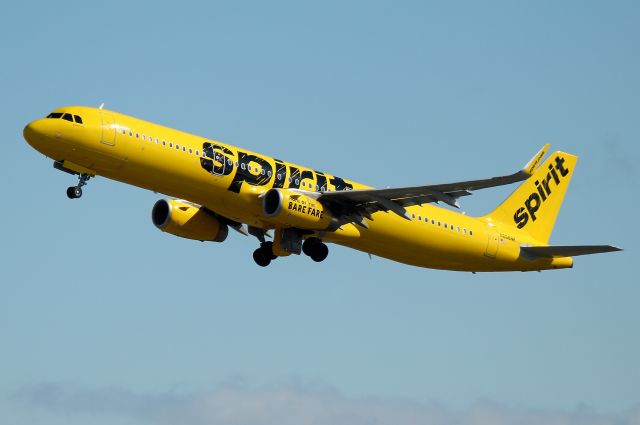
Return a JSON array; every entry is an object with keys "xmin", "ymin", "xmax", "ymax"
[
  {"xmin": 302, "ymin": 237, "xmax": 321, "ymax": 256},
  {"xmin": 253, "ymin": 248, "xmax": 271, "ymax": 267},
  {"xmin": 66, "ymin": 186, "xmax": 82, "ymax": 199},
  {"xmin": 310, "ymin": 242, "xmax": 329, "ymax": 262}
]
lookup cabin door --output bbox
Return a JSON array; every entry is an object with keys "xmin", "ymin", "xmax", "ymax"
[{"xmin": 100, "ymin": 111, "xmax": 117, "ymax": 146}]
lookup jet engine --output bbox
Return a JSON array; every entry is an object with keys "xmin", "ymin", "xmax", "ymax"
[
  {"xmin": 262, "ymin": 188, "xmax": 335, "ymax": 230},
  {"xmin": 151, "ymin": 199, "xmax": 228, "ymax": 242}
]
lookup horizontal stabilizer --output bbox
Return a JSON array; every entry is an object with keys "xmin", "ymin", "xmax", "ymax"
[{"xmin": 521, "ymin": 245, "xmax": 622, "ymax": 259}]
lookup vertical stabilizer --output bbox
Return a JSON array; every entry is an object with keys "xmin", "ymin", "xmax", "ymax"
[{"xmin": 485, "ymin": 152, "xmax": 578, "ymax": 243}]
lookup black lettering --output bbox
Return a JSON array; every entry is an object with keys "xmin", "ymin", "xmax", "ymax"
[
  {"xmin": 286, "ymin": 166, "xmax": 314, "ymax": 189},
  {"xmin": 273, "ymin": 158, "xmax": 287, "ymax": 189},
  {"xmin": 514, "ymin": 207, "xmax": 529, "ymax": 228},
  {"xmin": 329, "ymin": 175, "xmax": 353, "ymax": 191},
  {"xmin": 555, "ymin": 156, "xmax": 569, "ymax": 177},
  {"xmin": 315, "ymin": 171, "xmax": 327, "ymax": 191},
  {"xmin": 535, "ymin": 180, "xmax": 547, "ymax": 201},
  {"xmin": 524, "ymin": 193, "xmax": 541, "ymax": 221},
  {"xmin": 201, "ymin": 143, "xmax": 235, "ymax": 176},
  {"xmin": 228, "ymin": 151, "xmax": 273, "ymax": 193},
  {"xmin": 542, "ymin": 174, "xmax": 552, "ymax": 196},
  {"xmin": 548, "ymin": 164, "xmax": 560, "ymax": 185}
]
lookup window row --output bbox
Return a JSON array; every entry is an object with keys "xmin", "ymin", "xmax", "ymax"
[
  {"xmin": 118, "ymin": 127, "xmax": 337, "ymax": 192},
  {"xmin": 411, "ymin": 213, "xmax": 473, "ymax": 236},
  {"xmin": 119, "ymin": 127, "xmax": 203, "ymax": 157}
]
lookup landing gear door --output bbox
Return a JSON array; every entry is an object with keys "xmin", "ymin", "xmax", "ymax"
[{"xmin": 100, "ymin": 111, "xmax": 116, "ymax": 146}]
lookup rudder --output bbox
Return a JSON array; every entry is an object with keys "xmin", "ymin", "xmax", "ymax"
[{"xmin": 485, "ymin": 151, "xmax": 578, "ymax": 243}]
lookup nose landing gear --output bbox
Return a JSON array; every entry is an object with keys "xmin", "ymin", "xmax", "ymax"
[{"xmin": 66, "ymin": 173, "xmax": 91, "ymax": 199}]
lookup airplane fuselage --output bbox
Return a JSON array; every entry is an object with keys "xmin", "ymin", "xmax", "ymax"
[{"xmin": 24, "ymin": 106, "xmax": 574, "ymax": 271}]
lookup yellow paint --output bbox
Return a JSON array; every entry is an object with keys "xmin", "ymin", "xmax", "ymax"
[{"xmin": 23, "ymin": 106, "xmax": 591, "ymax": 271}]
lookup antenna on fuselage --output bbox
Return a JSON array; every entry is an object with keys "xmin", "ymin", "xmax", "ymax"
[{"xmin": 98, "ymin": 103, "xmax": 105, "ymax": 109}]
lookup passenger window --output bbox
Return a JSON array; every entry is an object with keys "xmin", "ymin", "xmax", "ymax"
[
  {"xmin": 195, "ymin": 150, "xmax": 199, "ymax": 156},
  {"xmin": 182, "ymin": 146, "xmax": 186, "ymax": 152},
  {"xmin": 175, "ymin": 144, "xmax": 180, "ymax": 149},
  {"xmin": 142, "ymin": 135, "xmax": 146, "ymax": 140},
  {"xmin": 129, "ymin": 131, "xmax": 133, "ymax": 136},
  {"xmin": 73, "ymin": 115, "xmax": 83, "ymax": 124},
  {"xmin": 463, "ymin": 229, "xmax": 467, "ymax": 234},
  {"xmin": 189, "ymin": 148, "xmax": 192, "ymax": 154},
  {"xmin": 62, "ymin": 113, "xmax": 73, "ymax": 122},
  {"xmin": 470, "ymin": 230, "xmax": 473, "ymax": 236},
  {"xmin": 412, "ymin": 214, "xmax": 415, "ymax": 219},
  {"xmin": 169, "ymin": 142, "xmax": 173, "ymax": 147},
  {"xmin": 136, "ymin": 133, "xmax": 139, "ymax": 138}
]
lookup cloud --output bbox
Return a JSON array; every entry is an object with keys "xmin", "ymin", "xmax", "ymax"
[{"xmin": 11, "ymin": 382, "xmax": 640, "ymax": 425}]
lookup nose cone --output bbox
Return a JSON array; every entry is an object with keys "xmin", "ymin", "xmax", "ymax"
[{"xmin": 23, "ymin": 119, "xmax": 50, "ymax": 149}]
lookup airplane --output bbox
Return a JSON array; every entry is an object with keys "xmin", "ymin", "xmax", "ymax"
[{"xmin": 23, "ymin": 106, "xmax": 621, "ymax": 272}]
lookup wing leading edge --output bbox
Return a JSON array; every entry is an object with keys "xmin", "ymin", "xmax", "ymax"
[{"xmin": 305, "ymin": 144, "xmax": 550, "ymax": 226}]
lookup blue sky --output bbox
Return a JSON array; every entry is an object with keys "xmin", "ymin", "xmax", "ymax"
[{"xmin": 1, "ymin": 1, "xmax": 638, "ymax": 424}]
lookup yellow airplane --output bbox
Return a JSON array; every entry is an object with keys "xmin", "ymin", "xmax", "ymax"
[{"xmin": 23, "ymin": 106, "xmax": 620, "ymax": 271}]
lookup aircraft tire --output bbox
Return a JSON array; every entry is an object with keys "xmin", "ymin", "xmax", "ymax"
[
  {"xmin": 253, "ymin": 248, "xmax": 271, "ymax": 267},
  {"xmin": 67, "ymin": 186, "xmax": 82, "ymax": 199},
  {"xmin": 302, "ymin": 237, "xmax": 320, "ymax": 257},
  {"xmin": 310, "ymin": 242, "xmax": 329, "ymax": 262}
]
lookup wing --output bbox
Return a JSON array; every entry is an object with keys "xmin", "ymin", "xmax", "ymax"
[{"xmin": 301, "ymin": 144, "xmax": 550, "ymax": 227}]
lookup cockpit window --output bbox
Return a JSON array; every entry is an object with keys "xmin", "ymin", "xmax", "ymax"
[
  {"xmin": 62, "ymin": 113, "xmax": 74, "ymax": 122},
  {"xmin": 46, "ymin": 112, "xmax": 63, "ymax": 119},
  {"xmin": 73, "ymin": 115, "xmax": 83, "ymax": 124}
]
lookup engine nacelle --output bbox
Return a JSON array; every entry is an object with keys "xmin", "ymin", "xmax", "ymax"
[
  {"xmin": 151, "ymin": 199, "xmax": 228, "ymax": 242},
  {"xmin": 262, "ymin": 188, "xmax": 334, "ymax": 230}
]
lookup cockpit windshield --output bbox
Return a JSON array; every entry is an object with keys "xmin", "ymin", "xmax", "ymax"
[{"xmin": 47, "ymin": 112, "xmax": 83, "ymax": 124}]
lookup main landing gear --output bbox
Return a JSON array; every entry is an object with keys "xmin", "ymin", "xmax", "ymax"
[
  {"xmin": 302, "ymin": 237, "xmax": 329, "ymax": 262},
  {"xmin": 251, "ymin": 237, "xmax": 330, "ymax": 267},
  {"xmin": 253, "ymin": 241, "xmax": 277, "ymax": 267},
  {"xmin": 66, "ymin": 173, "xmax": 91, "ymax": 199}
]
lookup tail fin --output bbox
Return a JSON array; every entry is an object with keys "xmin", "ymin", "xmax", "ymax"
[{"xmin": 485, "ymin": 151, "xmax": 578, "ymax": 243}]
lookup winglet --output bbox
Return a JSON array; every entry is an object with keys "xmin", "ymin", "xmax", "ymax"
[{"xmin": 522, "ymin": 144, "xmax": 550, "ymax": 176}]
